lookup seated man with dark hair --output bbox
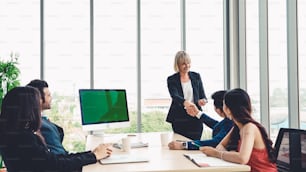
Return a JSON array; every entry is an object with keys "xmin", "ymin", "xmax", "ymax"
[
  {"xmin": 168, "ymin": 90, "xmax": 233, "ymax": 150},
  {"xmin": 27, "ymin": 79, "xmax": 67, "ymax": 155}
]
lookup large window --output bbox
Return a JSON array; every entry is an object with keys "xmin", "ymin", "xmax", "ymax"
[
  {"xmin": 186, "ymin": 0, "xmax": 224, "ymax": 131},
  {"xmin": 0, "ymin": 0, "xmax": 40, "ymax": 83},
  {"xmin": 141, "ymin": 0, "xmax": 180, "ymax": 132},
  {"xmin": 298, "ymin": 0, "xmax": 306, "ymax": 129},
  {"xmin": 44, "ymin": 0, "xmax": 90, "ymax": 151},
  {"xmin": 45, "ymin": 0, "xmax": 90, "ymax": 94},
  {"xmin": 246, "ymin": 0, "xmax": 260, "ymax": 122},
  {"xmin": 94, "ymin": 0, "xmax": 137, "ymax": 132},
  {"xmin": 3, "ymin": 0, "xmax": 306, "ymax": 152},
  {"xmin": 268, "ymin": 0, "xmax": 288, "ymax": 137}
]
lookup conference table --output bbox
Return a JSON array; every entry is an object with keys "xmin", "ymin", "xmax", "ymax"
[{"xmin": 83, "ymin": 132, "xmax": 250, "ymax": 172}]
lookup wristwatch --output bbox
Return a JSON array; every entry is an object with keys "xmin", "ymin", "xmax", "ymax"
[{"xmin": 182, "ymin": 142, "xmax": 188, "ymax": 149}]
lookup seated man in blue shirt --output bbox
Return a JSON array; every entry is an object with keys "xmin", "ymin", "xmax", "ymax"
[
  {"xmin": 168, "ymin": 90, "xmax": 233, "ymax": 150},
  {"xmin": 27, "ymin": 79, "xmax": 68, "ymax": 155}
]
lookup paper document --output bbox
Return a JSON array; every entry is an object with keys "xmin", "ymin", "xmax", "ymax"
[
  {"xmin": 184, "ymin": 153, "xmax": 241, "ymax": 167},
  {"xmin": 100, "ymin": 154, "xmax": 149, "ymax": 165}
]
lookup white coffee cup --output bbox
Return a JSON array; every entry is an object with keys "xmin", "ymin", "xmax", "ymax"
[
  {"xmin": 122, "ymin": 137, "xmax": 131, "ymax": 152},
  {"xmin": 160, "ymin": 133, "xmax": 170, "ymax": 146}
]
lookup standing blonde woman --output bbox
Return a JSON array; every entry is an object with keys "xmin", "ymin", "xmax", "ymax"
[{"xmin": 166, "ymin": 50, "xmax": 208, "ymax": 140}]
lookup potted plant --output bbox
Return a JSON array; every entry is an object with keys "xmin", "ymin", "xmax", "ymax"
[{"xmin": 0, "ymin": 52, "xmax": 21, "ymax": 107}]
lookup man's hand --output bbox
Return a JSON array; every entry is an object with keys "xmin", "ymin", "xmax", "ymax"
[{"xmin": 168, "ymin": 141, "xmax": 185, "ymax": 150}]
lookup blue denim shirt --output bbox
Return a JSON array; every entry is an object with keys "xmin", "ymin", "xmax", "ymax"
[
  {"xmin": 41, "ymin": 116, "xmax": 68, "ymax": 155},
  {"xmin": 187, "ymin": 114, "xmax": 233, "ymax": 150}
]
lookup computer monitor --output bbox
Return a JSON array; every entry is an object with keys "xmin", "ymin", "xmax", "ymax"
[
  {"xmin": 79, "ymin": 89, "xmax": 130, "ymax": 134},
  {"xmin": 274, "ymin": 128, "xmax": 305, "ymax": 172}
]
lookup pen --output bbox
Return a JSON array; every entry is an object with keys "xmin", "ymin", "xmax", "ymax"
[{"xmin": 191, "ymin": 142, "xmax": 201, "ymax": 147}]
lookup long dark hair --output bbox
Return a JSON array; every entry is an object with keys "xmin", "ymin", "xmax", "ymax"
[
  {"xmin": 224, "ymin": 88, "xmax": 276, "ymax": 163},
  {"xmin": 0, "ymin": 86, "xmax": 41, "ymax": 133}
]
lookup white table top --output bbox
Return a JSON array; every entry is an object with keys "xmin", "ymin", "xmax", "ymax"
[{"xmin": 82, "ymin": 132, "xmax": 250, "ymax": 172}]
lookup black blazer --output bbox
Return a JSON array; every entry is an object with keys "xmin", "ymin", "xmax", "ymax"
[
  {"xmin": 166, "ymin": 71, "xmax": 207, "ymax": 123},
  {"xmin": 0, "ymin": 131, "xmax": 96, "ymax": 172}
]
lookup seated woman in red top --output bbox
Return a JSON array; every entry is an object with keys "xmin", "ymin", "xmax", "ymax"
[{"xmin": 199, "ymin": 88, "xmax": 277, "ymax": 172}]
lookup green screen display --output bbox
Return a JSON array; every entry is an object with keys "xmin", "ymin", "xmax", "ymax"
[{"xmin": 79, "ymin": 89, "xmax": 129, "ymax": 125}]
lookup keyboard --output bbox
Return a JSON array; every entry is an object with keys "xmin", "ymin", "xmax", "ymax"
[
  {"xmin": 277, "ymin": 165, "xmax": 290, "ymax": 172},
  {"xmin": 113, "ymin": 142, "xmax": 149, "ymax": 149}
]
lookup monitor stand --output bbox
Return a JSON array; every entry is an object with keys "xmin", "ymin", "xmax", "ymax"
[
  {"xmin": 86, "ymin": 130, "xmax": 105, "ymax": 150},
  {"xmin": 89, "ymin": 130, "xmax": 104, "ymax": 137}
]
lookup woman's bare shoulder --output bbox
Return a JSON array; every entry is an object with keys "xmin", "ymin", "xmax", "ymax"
[{"xmin": 241, "ymin": 122, "xmax": 258, "ymax": 135}]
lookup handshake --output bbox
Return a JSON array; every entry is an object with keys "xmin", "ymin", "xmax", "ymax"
[{"xmin": 183, "ymin": 99, "xmax": 207, "ymax": 117}]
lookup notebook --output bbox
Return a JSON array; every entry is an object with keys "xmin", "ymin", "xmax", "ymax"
[
  {"xmin": 184, "ymin": 153, "xmax": 241, "ymax": 167},
  {"xmin": 99, "ymin": 154, "xmax": 149, "ymax": 165}
]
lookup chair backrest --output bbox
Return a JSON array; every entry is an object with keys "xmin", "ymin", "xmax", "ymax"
[{"xmin": 274, "ymin": 128, "xmax": 306, "ymax": 172}]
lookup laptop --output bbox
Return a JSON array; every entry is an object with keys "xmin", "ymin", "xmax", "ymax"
[
  {"xmin": 274, "ymin": 129, "xmax": 290, "ymax": 172},
  {"xmin": 274, "ymin": 128, "xmax": 306, "ymax": 172},
  {"xmin": 99, "ymin": 154, "xmax": 149, "ymax": 165}
]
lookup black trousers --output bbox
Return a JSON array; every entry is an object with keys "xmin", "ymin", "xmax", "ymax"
[{"xmin": 171, "ymin": 120, "xmax": 203, "ymax": 140}]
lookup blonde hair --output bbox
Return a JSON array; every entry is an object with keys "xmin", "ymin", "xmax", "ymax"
[{"xmin": 173, "ymin": 50, "xmax": 191, "ymax": 72}]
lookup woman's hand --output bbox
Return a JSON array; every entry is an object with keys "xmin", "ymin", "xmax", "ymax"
[
  {"xmin": 183, "ymin": 100, "xmax": 193, "ymax": 108},
  {"xmin": 92, "ymin": 143, "xmax": 113, "ymax": 160},
  {"xmin": 168, "ymin": 141, "xmax": 184, "ymax": 150},
  {"xmin": 198, "ymin": 99, "xmax": 208, "ymax": 106},
  {"xmin": 200, "ymin": 146, "xmax": 219, "ymax": 158}
]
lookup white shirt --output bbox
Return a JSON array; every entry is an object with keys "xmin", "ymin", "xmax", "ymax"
[{"xmin": 181, "ymin": 80, "xmax": 194, "ymax": 103}]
